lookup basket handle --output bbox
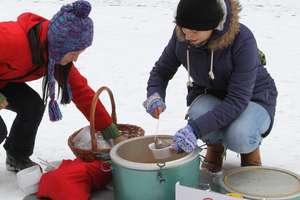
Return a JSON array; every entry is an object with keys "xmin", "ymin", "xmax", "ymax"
[{"xmin": 90, "ymin": 86, "xmax": 117, "ymax": 152}]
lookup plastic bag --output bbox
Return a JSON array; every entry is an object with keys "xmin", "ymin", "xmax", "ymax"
[{"xmin": 73, "ymin": 126, "xmax": 112, "ymax": 150}]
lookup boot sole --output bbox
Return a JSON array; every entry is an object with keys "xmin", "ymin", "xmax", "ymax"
[
  {"xmin": 6, "ymin": 164, "xmax": 20, "ymax": 173},
  {"xmin": 6, "ymin": 163, "xmax": 42, "ymax": 173}
]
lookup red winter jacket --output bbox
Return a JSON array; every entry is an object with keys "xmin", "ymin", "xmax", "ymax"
[{"xmin": 0, "ymin": 13, "xmax": 112, "ymax": 131}]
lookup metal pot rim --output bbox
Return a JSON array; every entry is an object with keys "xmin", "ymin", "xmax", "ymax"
[{"xmin": 110, "ymin": 135, "xmax": 200, "ymax": 170}]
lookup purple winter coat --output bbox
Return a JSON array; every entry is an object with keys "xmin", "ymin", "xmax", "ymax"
[{"xmin": 146, "ymin": 0, "xmax": 277, "ymax": 138}]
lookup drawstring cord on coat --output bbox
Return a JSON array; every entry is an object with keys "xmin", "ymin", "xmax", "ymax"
[
  {"xmin": 186, "ymin": 47, "xmax": 193, "ymax": 87},
  {"xmin": 209, "ymin": 50, "xmax": 215, "ymax": 80},
  {"xmin": 186, "ymin": 48, "xmax": 216, "ymax": 85}
]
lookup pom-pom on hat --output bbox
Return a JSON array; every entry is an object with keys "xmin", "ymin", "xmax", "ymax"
[
  {"xmin": 47, "ymin": 0, "xmax": 94, "ymax": 121},
  {"xmin": 175, "ymin": 0, "xmax": 224, "ymax": 31}
]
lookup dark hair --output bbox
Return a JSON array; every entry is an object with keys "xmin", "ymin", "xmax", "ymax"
[
  {"xmin": 55, "ymin": 63, "xmax": 72, "ymax": 104},
  {"xmin": 42, "ymin": 63, "xmax": 72, "ymax": 105}
]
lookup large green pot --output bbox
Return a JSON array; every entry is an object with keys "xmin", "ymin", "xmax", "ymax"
[{"xmin": 110, "ymin": 135, "xmax": 201, "ymax": 200}]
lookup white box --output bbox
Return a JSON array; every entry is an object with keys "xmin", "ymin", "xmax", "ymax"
[{"xmin": 175, "ymin": 182, "xmax": 243, "ymax": 200}]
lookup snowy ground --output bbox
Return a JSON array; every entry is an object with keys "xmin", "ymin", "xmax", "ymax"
[{"xmin": 1, "ymin": 0, "xmax": 300, "ymax": 199}]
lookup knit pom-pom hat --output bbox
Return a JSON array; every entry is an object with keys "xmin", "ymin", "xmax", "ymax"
[{"xmin": 47, "ymin": 0, "xmax": 93, "ymax": 121}]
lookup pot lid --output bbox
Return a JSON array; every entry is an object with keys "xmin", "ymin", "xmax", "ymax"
[{"xmin": 221, "ymin": 166, "xmax": 300, "ymax": 200}]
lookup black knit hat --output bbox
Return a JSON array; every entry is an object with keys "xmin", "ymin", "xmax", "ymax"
[{"xmin": 175, "ymin": 0, "xmax": 224, "ymax": 31}]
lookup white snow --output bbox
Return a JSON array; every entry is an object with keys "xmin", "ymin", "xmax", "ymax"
[{"xmin": 0, "ymin": 0, "xmax": 300, "ymax": 199}]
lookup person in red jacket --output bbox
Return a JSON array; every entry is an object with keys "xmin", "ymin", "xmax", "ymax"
[{"xmin": 0, "ymin": 0, "xmax": 127, "ymax": 172}]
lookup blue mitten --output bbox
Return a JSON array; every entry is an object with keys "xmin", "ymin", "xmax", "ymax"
[
  {"xmin": 172, "ymin": 124, "xmax": 197, "ymax": 153},
  {"xmin": 143, "ymin": 92, "xmax": 166, "ymax": 118}
]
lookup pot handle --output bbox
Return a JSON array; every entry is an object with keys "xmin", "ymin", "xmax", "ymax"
[{"xmin": 156, "ymin": 162, "xmax": 166, "ymax": 184}]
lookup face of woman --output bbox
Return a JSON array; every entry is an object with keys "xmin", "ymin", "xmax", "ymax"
[
  {"xmin": 181, "ymin": 27, "xmax": 213, "ymax": 46},
  {"xmin": 59, "ymin": 50, "xmax": 84, "ymax": 66}
]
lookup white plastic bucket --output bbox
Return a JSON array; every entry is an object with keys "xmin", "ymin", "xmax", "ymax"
[
  {"xmin": 16, "ymin": 165, "xmax": 42, "ymax": 195},
  {"xmin": 148, "ymin": 142, "xmax": 173, "ymax": 160}
]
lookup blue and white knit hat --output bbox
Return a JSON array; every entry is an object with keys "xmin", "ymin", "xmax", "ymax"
[{"xmin": 47, "ymin": 0, "xmax": 94, "ymax": 121}]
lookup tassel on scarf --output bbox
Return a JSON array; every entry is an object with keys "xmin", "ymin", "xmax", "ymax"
[
  {"xmin": 48, "ymin": 60, "xmax": 62, "ymax": 121},
  {"xmin": 48, "ymin": 99, "xmax": 62, "ymax": 121}
]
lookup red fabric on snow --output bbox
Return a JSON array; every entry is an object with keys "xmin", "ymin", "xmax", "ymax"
[{"xmin": 36, "ymin": 158, "xmax": 111, "ymax": 200}]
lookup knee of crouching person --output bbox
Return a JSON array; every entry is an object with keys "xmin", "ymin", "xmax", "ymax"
[{"xmin": 224, "ymin": 128, "xmax": 262, "ymax": 154}]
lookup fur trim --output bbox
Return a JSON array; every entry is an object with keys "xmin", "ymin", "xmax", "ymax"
[
  {"xmin": 175, "ymin": 26, "xmax": 186, "ymax": 43},
  {"xmin": 175, "ymin": 0, "xmax": 241, "ymax": 50}
]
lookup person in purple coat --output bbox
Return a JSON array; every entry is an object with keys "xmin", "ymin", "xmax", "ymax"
[{"xmin": 143, "ymin": 0, "xmax": 277, "ymax": 173}]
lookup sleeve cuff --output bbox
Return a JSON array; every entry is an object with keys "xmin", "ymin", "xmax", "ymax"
[
  {"xmin": 0, "ymin": 93, "xmax": 6, "ymax": 104},
  {"xmin": 188, "ymin": 120, "xmax": 202, "ymax": 139},
  {"xmin": 102, "ymin": 123, "xmax": 122, "ymax": 140}
]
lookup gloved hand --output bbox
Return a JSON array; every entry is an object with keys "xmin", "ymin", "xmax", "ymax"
[
  {"xmin": 0, "ymin": 93, "xmax": 8, "ymax": 110},
  {"xmin": 172, "ymin": 124, "xmax": 197, "ymax": 153},
  {"xmin": 102, "ymin": 123, "xmax": 121, "ymax": 140},
  {"xmin": 143, "ymin": 92, "xmax": 166, "ymax": 119},
  {"xmin": 102, "ymin": 123, "xmax": 128, "ymax": 145}
]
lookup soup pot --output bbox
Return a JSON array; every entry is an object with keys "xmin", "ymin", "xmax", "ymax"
[{"xmin": 110, "ymin": 135, "xmax": 201, "ymax": 200}]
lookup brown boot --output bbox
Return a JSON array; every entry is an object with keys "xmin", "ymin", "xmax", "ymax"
[
  {"xmin": 201, "ymin": 144, "xmax": 225, "ymax": 173},
  {"xmin": 240, "ymin": 148, "xmax": 262, "ymax": 167}
]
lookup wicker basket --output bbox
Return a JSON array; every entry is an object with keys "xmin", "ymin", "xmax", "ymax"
[{"xmin": 68, "ymin": 86, "xmax": 145, "ymax": 161}]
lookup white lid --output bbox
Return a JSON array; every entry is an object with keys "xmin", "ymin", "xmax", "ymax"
[{"xmin": 220, "ymin": 166, "xmax": 300, "ymax": 200}]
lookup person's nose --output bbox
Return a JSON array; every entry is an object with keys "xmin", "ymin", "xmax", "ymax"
[
  {"xmin": 73, "ymin": 54, "xmax": 80, "ymax": 62},
  {"xmin": 184, "ymin": 32, "xmax": 194, "ymax": 41}
]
